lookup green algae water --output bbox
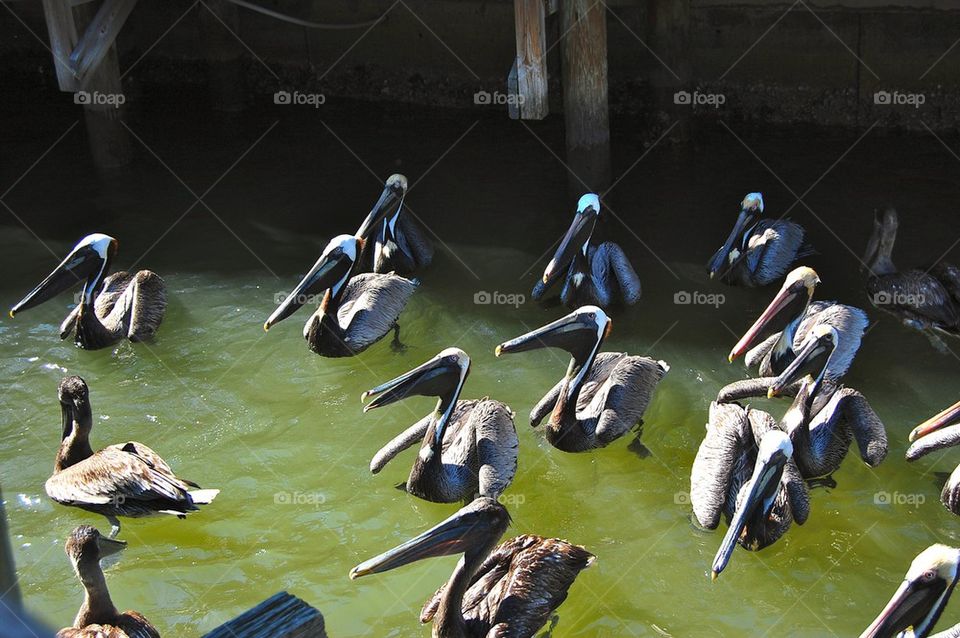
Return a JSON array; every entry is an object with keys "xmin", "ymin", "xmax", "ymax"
[{"xmin": 2, "ymin": 93, "xmax": 960, "ymax": 636}]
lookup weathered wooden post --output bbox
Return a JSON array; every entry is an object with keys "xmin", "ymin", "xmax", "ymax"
[
  {"xmin": 73, "ymin": 0, "xmax": 134, "ymax": 170},
  {"xmin": 199, "ymin": 0, "xmax": 245, "ymax": 112},
  {"xmin": 511, "ymin": 0, "xmax": 549, "ymax": 120},
  {"xmin": 560, "ymin": 0, "xmax": 610, "ymax": 192},
  {"xmin": 0, "ymin": 486, "xmax": 21, "ymax": 610}
]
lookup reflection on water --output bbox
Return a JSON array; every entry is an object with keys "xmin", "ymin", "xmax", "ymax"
[{"xmin": 1, "ymin": 89, "xmax": 960, "ymax": 636}]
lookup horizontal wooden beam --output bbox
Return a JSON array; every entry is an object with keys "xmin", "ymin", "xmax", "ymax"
[{"xmin": 201, "ymin": 592, "xmax": 327, "ymax": 638}]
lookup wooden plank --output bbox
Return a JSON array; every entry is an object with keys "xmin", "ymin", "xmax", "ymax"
[
  {"xmin": 560, "ymin": 0, "xmax": 610, "ymax": 191},
  {"xmin": 41, "ymin": 0, "xmax": 79, "ymax": 92},
  {"xmin": 70, "ymin": 0, "xmax": 138, "ymax": 87},
  {"xmin": 507, "ymin": 58, "xmax": 520, "ymax": 119},
  {"xmin": 201, "ymin": 592, "xmax": 327, "ymax": 638},
  {"xmin": 513, "ymin": 0, "xmax": 549, "ymax": 119}
]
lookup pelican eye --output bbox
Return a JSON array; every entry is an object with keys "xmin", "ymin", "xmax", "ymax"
[{"xmin": 922, "ymin": 569, "xmax": 937, "ymax": 582}]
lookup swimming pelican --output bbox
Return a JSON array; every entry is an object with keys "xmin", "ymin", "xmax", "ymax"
[
  {"xmin": 690, "ymin": 401, "xmax": 809, "ymax": 580},
  {"xmin": 350, "ymin": 497, "xmax": 593, "ymax": 637},
  {"xmin": 264, "ymin": 234, "xmax": 418, "ymax": 357},
  {"xmin": 728, "ymin": 266, "xmax": 868, "ymax": 379},
  {"xmin": 721, "ymin": 325, "xmax": 887, "ymax": 478},
  {"xmin": 531, "ymin": 194, "xmax": 641, "ymax": 308},
  {"xmin": 355, "ymin": 174, "xmax": 434, "ymax": 276},
  {"xmin": 47, "ymin": 376, "xmax": 218, "ymax": 539},
  {"xmin": 906, "ymin": 400, "xmax": 960, "ymax": 515},
  {"xmin": 707, "ymin": 192, "xmax": 809, "ymax": 287},
  {"xmin": 495, "ymin": 305, "xmax": 668, "ymax": 452},
  {"xmin": 863, "ymin": 206, "xmax": 960, "ymax": 352},
  {"xmin": 9, "ymin": 233, "xmax": 166, "ymax": 350},
  {"xmin": 861, "ymin": 544, "xmax": 960, "ymax": 638},
  {"xmin": 362, "ymin": 347, "xmax": 518, "ymax": 503},
  {"xmin": 57, "ymin": 525, "xmax": 159, "ymax": 638}
]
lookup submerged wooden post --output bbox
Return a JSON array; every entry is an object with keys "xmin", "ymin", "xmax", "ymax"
[
  {"xmin": 512, "ymin": 0, "xmax": 549, "ymax": 119},
  {"xmin": 201, "ymin": 592, "xmax": 327, "ymax": 638},
  {"xmin": 73, "ymin": 0, "xmax": 133, "ymax": 170},
  {"xmin": 199, "ymin": 0, "xmax": 245, "ymax": 112},
  {"xmin": 0, "ymin": 485, "xmax": 21, "ymax": 610},
  {"xmin": 560, "ymin": 0, "xmax": 610, "ymax": 192}
]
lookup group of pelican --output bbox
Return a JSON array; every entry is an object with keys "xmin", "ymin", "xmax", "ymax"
[{"xmin": 7, "ymin": 185, "xmax": 959, "ymax": 636}]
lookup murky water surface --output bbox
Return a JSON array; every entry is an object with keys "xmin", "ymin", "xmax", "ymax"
[{"xmin": 2, "ymin": 90, "xmax": 960, "ymax": 636}]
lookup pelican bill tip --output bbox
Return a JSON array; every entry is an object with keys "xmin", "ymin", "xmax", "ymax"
[
  {"xmin": 262, "ymin": 322, "xmax": 271, "ymax": 332},
  {"xmin": 767, "ymin": 388, "xmax": 777, "ymax": 399},
  {"xmin": 727, "ymin": 353, "xmax": 734, "ymax": 364},
  {"xmin": 494, "ymin": 345, "xmax": 503, "ymax": 357},
  {"xmin": 709, "ymin": 271, "xmax": 716, "ymax": 280},
  {"xmin": 711, "ymin": 570, "xmax": 719, "ymax": 582},
  {"xmin": 908, "ymin": 427, "xmax": 921, "ymax": 443},
  {"xmin": 8, "ymin": 309, "xmax": 15, "ymax": 319}
]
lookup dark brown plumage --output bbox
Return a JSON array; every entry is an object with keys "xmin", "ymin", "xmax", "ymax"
[
  {"xmin": 46, "ymin": 376, "xmax": 218, "ymax": 538},
  {"xmin": 58, "ymin": 525, "xmax": 160, "ymax": 638}
]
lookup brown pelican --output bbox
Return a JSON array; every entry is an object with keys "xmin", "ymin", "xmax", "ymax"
[
  {"xmin": 47, "ymin": 376, "xmax": 219, "ymax": 539},
  {"xmin": 263, "ymin": 234, "xmax": 418, "ymax": 357},
  {"xmin": 728, "ymin": 266, "xmax": 868, "ymax": 379},
  {"xmin": 362, "ymin": 347, "xmax": 518, "ymax": 503},
  {"xmin": 494, "ymin": 305, "xmax": 668, "ymax": 452},
  {"xmin": 863, "ymin": 206, "xmax": 960, "ymax": 352},
  {"xmin": 906, "ymin": 400, "xmax": 960, "ymax": 515},
  {"xmin": 707, "ymin": 192, "xmax": 810, "ymax": 287},
  {"xmin": 57, "ymin": 525, "xmax": 159, "ymax": 638},
  {"xmin": 350, "ymin": 497, "xmax": 594, "ymax": 637},
  {"xmin": 9, "ymin": 233, "xmax": 166, "ymax": 350},
  {"xmin": 721, "ymin": 325, "xmax": 887, "ymax": 479},
  {"xmin": 355, "ymin": 174, "xmax": 433, "ymax": 276},
  {"xmin": 531, "ymin": 194, "xmax": 641, "ymax": 308},
  {"xmin": 861, "ymin": 544, "xmax": 960, "ymax": 638},
  {"xmin": 691, "ymin": 400, "xmax": 809, "ymax": 580}
]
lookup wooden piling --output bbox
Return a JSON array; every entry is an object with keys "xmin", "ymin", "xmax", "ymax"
[
  {"xmin": 512, "ymin": 0, "xmax": 549, "ymax": 120},
  {"xmin": 560, "ymin": 0, "xmax": 610, "ymax": 193},
  {"xmin": 201, "ymin": 592, "xmax": 327, "ymax": 638},
  {"xmin": 649, "ymin": 0, "xmax": 691, "ymax": 140},
  {"xmin": 73, "ymin": 0, "xmax": 133, "ymax": 170},
  {"xmin": 199, "ymin": 0, "xmax": 245, "ymax": 113}
]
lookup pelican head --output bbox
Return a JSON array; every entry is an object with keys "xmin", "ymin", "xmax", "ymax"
[
  {"xmin": 909, "ymin": 400, "xmax": 960, "ymax": 444},
  {"xmin": 362, "ymin": 347, "xmax": 471, "ymax": 449},
  {"xmin": 356, "ymin": 174, "xmax": 408, "ymax": 240},
  {"xmin": 264, "ymin": 234, "xmax": 360, "ymax": 331},
  {"xmin": 10, "ymin": 233, "xmax": 117, "ymax": 319},
  {"xmin": 64, "ymin": 525, "xmax": 126, "ymax": 583},
  {"xmin": 350, "ymin": 497, "xmax": 510, "ymax": 580},
  {"xmin": 728, "ymin": 266, "xmax": 821, "ymax": 363},
  {"xmin": 707, "ymin": 192, "xmax": 765, "ymax": 279},
  {"xmin": 711, "ymin": 430, "xmax": 793, "ymax": 580},
  {"xmin": 862, "ymin": 206, "xmax": 899, "ymax": 277},
  {"xmin": 541, "ymin": 193, "xmax": 601, "ymax": 287},
  {"xmin": 495, "ymin": 305, "xmax": 611, "ymax": 362},
  {"xmin": 861, "ymin": 544, "xmax": 960, "ymax": 638},
  {"xmin": 57, "ymin": 375, "xmax": 91, "ymax": 439},
  {"xmin": 767, "ymin": 323, "xmax": 838, "ymax": 398}
]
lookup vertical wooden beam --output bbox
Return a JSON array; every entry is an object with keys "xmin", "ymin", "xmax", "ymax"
[
  {"xmin": 41, "ymin": 0, "xmax": 79, "ymax": 92},
  {"xmin": 199, "ymin": 0, "xmax": 245, "ymax": 113},
  {"xmin": 74, "ymin": 0, "xmax": 133, "ymax": 170},
  {"xmin": 0, "ymin": 486, "xmax": 21, "ymax": 610},
  {"xmin": 560, "ymin": 0, "xmax": 610, "ymax": 192},
  {"xmin": 513, "ymin": 0, "xmax": 549, "ymax": 119}
]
